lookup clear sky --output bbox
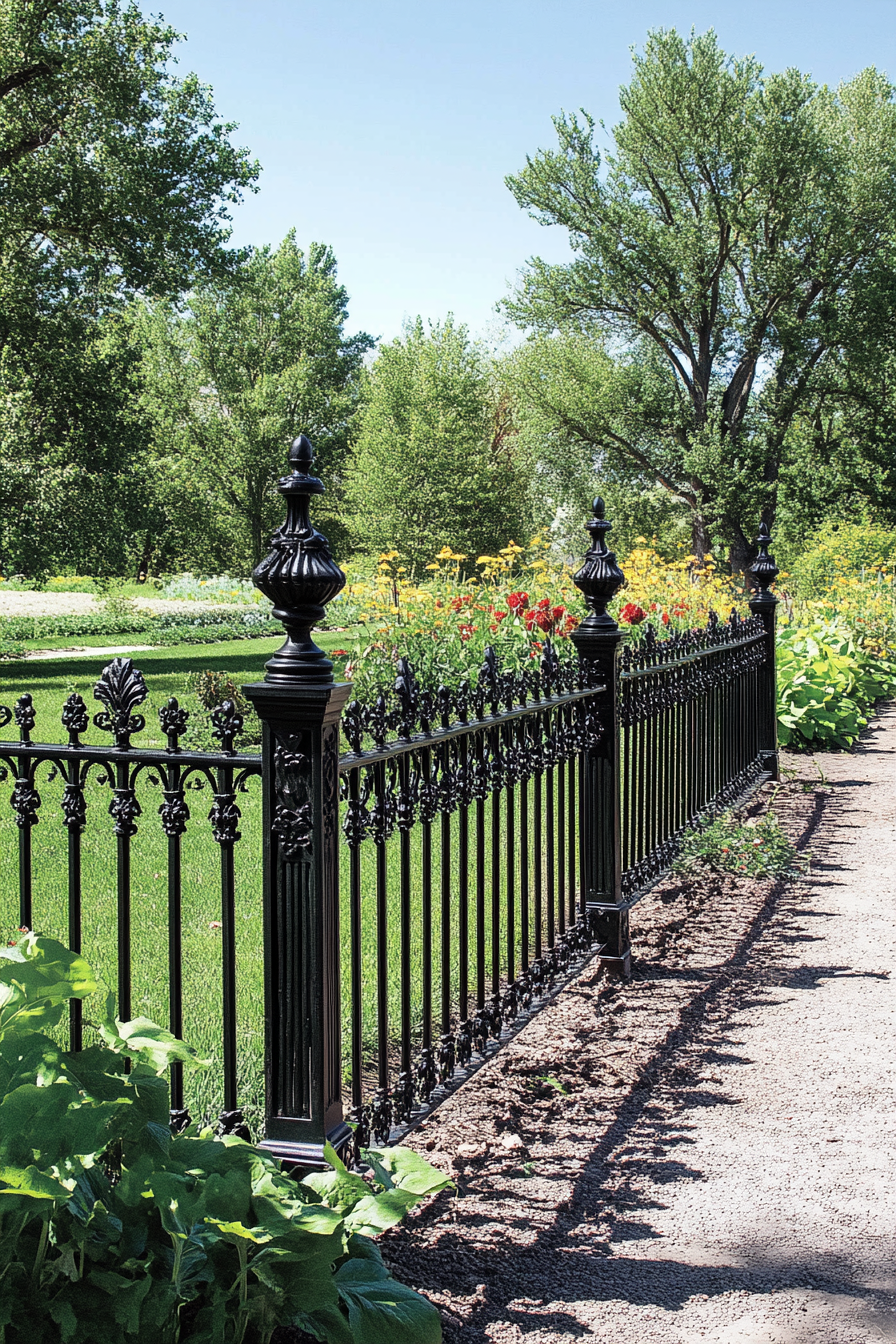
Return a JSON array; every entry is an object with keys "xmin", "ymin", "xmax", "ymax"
[{"xmin": 162, "ymin": 0, "xmax": 896, "ymax": 343}]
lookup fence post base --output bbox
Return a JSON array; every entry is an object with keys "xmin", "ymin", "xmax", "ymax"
[
  {"xmin": 593, "ymin": 907, "xmax": 632, "ymax": 978},
  {"xmin": 748, "ymin": 521, "xmax": 780, "ymax": 784}
]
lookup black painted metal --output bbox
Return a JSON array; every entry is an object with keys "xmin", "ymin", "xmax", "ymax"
[
  {"xmin": 0, "ymin": 669, "xmax": 261, "ymax": 1134},
  {"xmin": 0, "ymin": 441, "xmax": 780, "ymax": 1168}
]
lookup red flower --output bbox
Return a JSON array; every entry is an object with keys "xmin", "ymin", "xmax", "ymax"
[
  {"xmin": 333, "ymin": 649, "xmax": 349, "ymax": 657},
  {"xmin": 524, "ymin": 609, "xmax": 537, "ymax": 629},
  {"xmin": 458, "ymin": 622, "xmax": 476, "ymax": 641},
  {"xmin": 536, "ymin": 597, "xmax": 551, "ymax": 611},
  {"xmin": 672, "ymin": 602, "xmax": 689, "ymax": 616},
  {"xmin": 507, "ymin": 591, "xmax": 529, "ymax": 613},
  {"xmin": 661, "ymin": 612, "xmax": 670, "ymax": 625},
  {"xmin": 562, "ymin": 615, "xmax": 579, "ymax": 636},
  {"xmin": 492, "ymin": 609, "xmax": 508, "ymax": 624},
  {"xmin": 619, "ymin": 602, "xmax": 647, "ymax": 625}
]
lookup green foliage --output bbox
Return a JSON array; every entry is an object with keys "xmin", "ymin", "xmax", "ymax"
[
  {"xmin": 786, "ymin": 521, "xmax": 896, "ymax": 596},
  {"xmin": 776, "ymin": 619, "xmax": 896, "ymax": 749},
  {"xmin": 504, "ymin": 28, "xmax": 896, "ymax": 565},
  {"xmin": 0, "ymin": 0, "xmax": 258, "ymax": 295},
  {"xmin": 344, "ymin": 317, "xmax": 531, "ymax": 570},
  {"xmin": 0, "ymin": 0, "xmax": 259, "ymax": 579},
  {"xmin": 673, "ymin": 808, "xmax": 804, "ymax": 880},
  {"xmin": 137, "ymin": 233, "xmax": 373, "ymax": 570},
  {"xmin": 0, "ymin": 932, "xmax": 448, "ymax": 1344}
]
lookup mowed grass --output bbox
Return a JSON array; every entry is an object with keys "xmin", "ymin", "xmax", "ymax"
[{"xmin": 0, "ymin": 635, "xmax": 579, "ymax": 1135}]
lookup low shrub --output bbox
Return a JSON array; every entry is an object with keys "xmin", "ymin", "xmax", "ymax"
[
  {"xmin": 673, "ymin": 807, "xmax": 805, "ymax": 880},
  {"xmin": 0, "ymin": 608, "xmax": 283, "ymax": 659},
  {"xmin": 0, "ymin": 932, "xmax": 450, "ymax": 1343},
  {"xmin": 776, "ymin": 618, "xmax": 896, "ymax": 750}
]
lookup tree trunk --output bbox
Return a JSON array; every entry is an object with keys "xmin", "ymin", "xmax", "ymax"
[
  {"xmin": 691, "ymin": 511, "xmax": 712, "ymax": 564},
  {"xmin": 136, "ymin": 536, "xmax": 153, "ymax": 584}
]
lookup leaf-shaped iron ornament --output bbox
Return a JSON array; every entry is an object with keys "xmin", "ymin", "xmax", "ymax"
[
  {"xmin": 93, "ymin": 659, "xmax": 148, "ymax": 749},
  {"xmin": 251, "ymin": 435, "xmax": 346, "ymax": 684},
  {"xmin": 573, "ymin": 498, "xmax": 626, "ymax": 630}
]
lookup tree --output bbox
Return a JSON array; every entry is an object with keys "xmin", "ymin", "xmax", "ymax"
[
  {"xmin": 0, "ymin": 0, "xmax": 259, "ymax": 576},
  {"xmin": 0, "ymin": 0, "xmax": 258, "ymax": 294},
  {"xmin": 344, "ymin": 317, "xmax": 531, "ymax": 569},
  {"xmin": 138, "ymin": 233, "xmax": 373, "ymax": 571},
  {"xmin": 504, "ymin": 29, "xmax": 896, "ymax": 565}
]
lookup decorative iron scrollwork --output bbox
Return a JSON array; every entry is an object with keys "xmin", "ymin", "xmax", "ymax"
[
  {"xmin": 211, "ymin": 700, "xmax": 243, "ymax": 754},
  {"xmin": 209, "ymin": 793, "xmax": 242, "ymax": 844},
  {"xmin": 11, "ymin": 775, "xmax": 40, "ymax": 828},
  {"xmin": 61, "ymin": 783, "xmax": 87, "ymax": 833},
  {"xmin": 62, "ymin": 693, "xmax": 89, "ymax": 743},
  {"xmin": 160, "ymin": 790, "xmax": 190, "ymax": 838},
  {"xmin": 109, "ymin": 787, "xmax": 141, "ymax": 838},
  {"xmin": 159, "ymin": 698, "xmax": 189, "ymax": 751},
  {"xmin": 272, "ymin": 802, "xmax": 313, "ymax": 859}
]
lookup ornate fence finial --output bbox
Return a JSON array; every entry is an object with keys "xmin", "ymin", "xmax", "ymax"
[
  {"xmin": 252, "ymin": 435, "xmax": 346, "ymax": 684},
  {"xmin": 749, "ymin": 519, "xmax": 779, "ymax": 604},
  {"xmin": 573, "ymin": 498, "xmax": 626, "ymax": 630}
]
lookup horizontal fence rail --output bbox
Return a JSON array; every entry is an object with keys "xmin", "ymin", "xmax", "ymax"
[{"xmin": 0, "ymin": 436, "xmax": 781, "ymax": 1174}]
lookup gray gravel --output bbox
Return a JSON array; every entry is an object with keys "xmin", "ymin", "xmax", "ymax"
[{"xmin": 382, "ymin": 709, "xmax": 896, "ymax": 1343}]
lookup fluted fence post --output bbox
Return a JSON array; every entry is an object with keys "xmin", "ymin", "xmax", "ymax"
[
  {"xmin": 244, "ymin": 435, "xmax": 350, "ymax": 1171},
  {"xmin": 570, "ymin": 500, "xmax": 631, "ymax": 977},
  {"xmin": 748, "ymin": 521, "xmax": 780, "ymax": 781}
]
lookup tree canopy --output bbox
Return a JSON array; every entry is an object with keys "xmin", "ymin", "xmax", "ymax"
[
  {"xmin": 505, "ymin": 29, "xmax": 896, "ymax": 564},
  {"xmin": 138, "ymin": 233, "xmax": 373, "ymax": 571},
  {"xmin": 344, "ymin": 317, "xmax": 531, "ymax": 569},
  {"xmin": 0, "ymin": 0, "xmax": 258, "ymax": 294}
]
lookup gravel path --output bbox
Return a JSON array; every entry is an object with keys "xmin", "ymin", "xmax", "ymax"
[{"xmin": 381, "ymin": 709, "xmax": 896, "ymax": 1343}]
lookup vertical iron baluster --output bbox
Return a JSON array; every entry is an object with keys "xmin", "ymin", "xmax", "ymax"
[
  {"xmin": 457, "ymin": 734, "xmax": 470, "ymax": 1054},
  {"xmin": 347, "ymin": 768, "xmax": 365, "ymax": 1130},
  {"xmin": 520, "ymin": 743, "xmax": 530, "ymax": 974},
  {"xmin": 14, "ymin": 696, "xmax": 37, "ymax": 929},
  {"xmin": 165, "ymin": 758, "xmax": 185, "ymax": 1115},
  {"xmin": 60, "ymin": 694, "xmax": 89, "ymax": 1054},
  {"xmin": 215, "ymin": 752, "xmax": 239, "ymax": 1122},
  {"xmin": 567, "ymin": 729, "xmax": 577, "ymax": 929},
  {"xmin": 397, "ymin": 752, "xmax": 414, "ymax": 1120},
  {"xmin": 490, "ymin": 724, "xmax": 501, "ymax": 1026},
  {"xmin": 505, "ymin": 723, "xmax": 515, "ymax": 1004},
  {"xmin": 115, "ymin": 757, "xmax": 133, "ymax": 1023},
  {"xmin": 475, "ymin": 728, "xmax": 487, "ymax": 1047},
  {"xmin": 420, "ymin": 745, "xmax": 434, "ymax": 1092},
  {"xmin": 533, "ymin": 744, "xmax": 543, "ymax": 966},
  {"xmin": 545, "ymin": 709, "xmax": 555, "ymax": 955},
  {"xmin": 556, "ymin": 719, "xmax": 566, "ymax": 938},
  {"xmin": 375, "ymin": 759, "xmax": 390, "ymax": 1115},
  {"xmin": 439, "ymin": 731, "xmax": 454, "ymax": 1078}
]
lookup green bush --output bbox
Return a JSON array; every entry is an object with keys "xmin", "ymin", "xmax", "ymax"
[
  {"xmin": 776, "ymin": 618, "xmax": 896, "ymax": 749},
  {"xmin": 0, "ymin": 933, "xmax": 450, "ymax": 1343},
  {"xmin": 787, "ymin": 521, "xmax": 896, "ymax": 596},
  {"xmin": 0, "ymin": 608, "xmax": 284, "ymax": 659}
]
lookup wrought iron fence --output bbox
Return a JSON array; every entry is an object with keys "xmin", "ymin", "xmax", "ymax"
[{"xmin": 0, "ymin": 433, "xmax": 780, "ymax": 1171}]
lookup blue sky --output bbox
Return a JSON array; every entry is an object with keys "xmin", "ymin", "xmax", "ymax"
[{"xmin": 163, "ymin": 0, "xmax": 896, "ymax": 343}]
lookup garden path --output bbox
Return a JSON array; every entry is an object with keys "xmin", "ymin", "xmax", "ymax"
[{"xmin": 382, "ymin": 709, "xmax": 896, "ymax": 1344}]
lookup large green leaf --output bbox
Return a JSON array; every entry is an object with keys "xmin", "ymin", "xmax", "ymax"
[{"xmin": 335, "ymin": 1259, "xmax": 442, "ymax": 1344}]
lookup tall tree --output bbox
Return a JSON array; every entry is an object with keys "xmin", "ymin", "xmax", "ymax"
[
  {"xmin": 0, "ymin": 0, "xmax": 259, "ymax": 575},
  {"xmin": 344, "ymin": 317, "xmax": 531, "ymax": 569},
  {"xmin": 504, "ymin": 29, "xmax": 896, "ymax": 564},
  {"xmin": 139, "ymin": 233, "xmax": 373, "ymax": 571}
]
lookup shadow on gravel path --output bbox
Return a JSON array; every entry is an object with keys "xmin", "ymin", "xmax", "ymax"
[{"xmin": 377, "ymin": 713, "xmax": 896, "ymax": 1344}]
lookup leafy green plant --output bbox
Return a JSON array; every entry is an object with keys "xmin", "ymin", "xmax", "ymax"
[
  {"xmin": 0, "ymin": 933, "xmax": 450, "ymax": 1344},
  {"xmin": 673, "ymin": 808, "xmax": 805, "ymax": 880},
  {"xmin": 776, "ymin": 618, "xmax": 896, "ymax": 749}
]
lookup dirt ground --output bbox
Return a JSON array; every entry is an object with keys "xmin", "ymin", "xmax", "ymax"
[{"xmin": 377, "ymin": 709, "xmax": 896, "ymax": 1344}]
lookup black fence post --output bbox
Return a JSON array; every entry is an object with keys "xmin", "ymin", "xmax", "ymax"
[
  {"xmin": 570, "ymin": 500, "xmax": 630, "ymax": 977},
  {"xmin": 748, "ymin": 520, "xmax": 779, "ymax": 781},
  {"xmin": 244, "ymin": 435, "xmax": 351, "ymax": 1172}
]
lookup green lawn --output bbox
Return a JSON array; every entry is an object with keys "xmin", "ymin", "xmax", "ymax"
[{"xmin": 0, "ymin": 635, "xmax": 574, "ymax": 1136}]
